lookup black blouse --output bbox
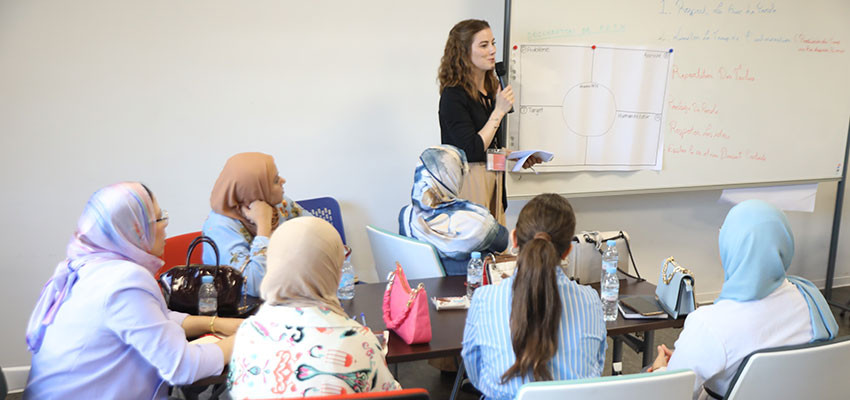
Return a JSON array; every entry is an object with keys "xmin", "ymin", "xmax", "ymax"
[{"xmin": 438, "ymin": 86, "xmax": 502, "ymax": 163}]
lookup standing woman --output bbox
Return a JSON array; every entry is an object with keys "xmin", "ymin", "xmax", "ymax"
[
  {"xmin": 461, "ymin": 194, "xmax": 607, "ymax": 400},
  {"xmin": 438, "ymin": 19, "xmax": 538, "ymax": 224},
  {"xmin": 24, "ymin": 183, "xmax": 240, "ymax": 399},
  {"xmin": 203, "ymin": 152, "xmax": 309, "ymax": 297}
]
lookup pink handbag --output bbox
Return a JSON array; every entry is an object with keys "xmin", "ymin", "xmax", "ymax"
[{"xmin": 382, "ymin": 263, "xmax": 432, "ymax": 345}]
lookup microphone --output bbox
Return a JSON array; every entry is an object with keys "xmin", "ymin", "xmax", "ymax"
[{"xmin": 494, "ymin": 62, "xmax": 514, "ymax": 114}]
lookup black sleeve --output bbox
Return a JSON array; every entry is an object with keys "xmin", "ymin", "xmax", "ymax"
[{"xmin": 439, "ymin": 87, "xmax": 487, "ymax": 162}]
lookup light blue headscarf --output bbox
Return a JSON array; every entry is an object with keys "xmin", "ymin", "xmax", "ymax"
[
  {"xmin": 400, "ymin": 145, "xmax": 502, "ymax": 259},
  {"xmin": 26, "ymin": 183, "xmax": 164, "ymax": 353},
  {"xmin": 717, "ymin": 199, "xmax": 837, "ymax": 341}
]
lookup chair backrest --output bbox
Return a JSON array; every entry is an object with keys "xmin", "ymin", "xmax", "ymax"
[
  {"xmin": 155, "ymin": 231, "xmax": 203, "ymax": 278},
  {"xmin": 723, "ymin": 336, "xmax": 850, "ymax": 400},
  {"xmin": 252, "ymin": 388, "xmax": 430, "ymax": 400},
  {"xmin": 297, "ymin": 196, "xmax": 346, "ymax": 244},
  {"xmin": 366, "ymin": 225, "xmax": 445, "ymax": 281},
  {"xmin": 516, "ymin": 369, "xmax": 696, "ymax": 400}
]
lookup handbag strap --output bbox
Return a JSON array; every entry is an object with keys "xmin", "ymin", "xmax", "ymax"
[
  {"xmin": 186, "ymin": 236, "xmax": 220, "ymax": 266},
  {"xmin": 661, "ymin": 257, "xmax": 694, "ymax": 284},
  {"xmin": 382, "ymin": 271, "xmax": 426, "ymax": 329}
]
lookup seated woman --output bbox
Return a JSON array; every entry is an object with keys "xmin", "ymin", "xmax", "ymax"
[
  {"xmin": 203, "ymin": 152, "xmax": 309, "ymax": 297},
  {"xmin": 228, "ymin": 217, "xmax": 400, "ymax": 397},
  {"xmin": 24, "ymin": 182, "xmax": 241, "ymax": 399},
  {"xmin": 399, "ymin": 145, "xmax": 508, "ymax": 275},
  {"xmin": 461, "ymin": 193, "xmax": 607, "ymax": 400},
  {"xmin": 650, "ymin": 200, "xmax": 839, "ymax": 399}
]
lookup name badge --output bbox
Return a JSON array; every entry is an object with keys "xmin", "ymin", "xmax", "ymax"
[{"xmin": 487, "ymin": 149, "xmax": 506, "ymax": 172}]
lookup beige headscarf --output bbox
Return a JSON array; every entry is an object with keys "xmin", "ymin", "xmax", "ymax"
[
  {"xmin": 260, "ymin": 216, "xmax": 346, "ymax": 316},
  {"xmin": 210, "ymin": 152, "xmax": 283, "ymax": 236}
]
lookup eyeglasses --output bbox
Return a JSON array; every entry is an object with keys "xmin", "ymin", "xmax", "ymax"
[{"xmin": 155, "ymin": 209, "xmax": 169, "ymax": 223}]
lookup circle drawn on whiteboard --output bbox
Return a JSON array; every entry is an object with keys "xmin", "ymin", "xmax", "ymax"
[{"xmin": 562, "ymin": 82, "xmax": 617, "ymax": 137}]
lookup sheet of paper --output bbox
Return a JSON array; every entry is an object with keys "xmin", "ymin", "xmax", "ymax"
[
  {"xmin": 507, "ymin": 150, "xmax": 554, "ymax": 172},
  {"xmin": 431, "ymin": 296, "xmax": 470, "ymax": 310},
  {"xmin": 510, "ymin": 44, "xmax": 671, "ymax": 172},
  {"xmin": 190, "ymin": 333, "xmax": 224, "ymax": 344},
  {"xmin": 719, "ymin": 183, "xmax": 818, "ymax": 212}
]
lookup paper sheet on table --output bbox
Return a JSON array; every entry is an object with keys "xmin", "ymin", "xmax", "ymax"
[
  {"xmin": 719, "ymin": 183, "xmax": 818, "ymax": 212},
  {"xmin": 431, "ymin": 296, "xmax": 470, "ymax": 310},
  {"xmin": 507, "ymin": 150, "xmax": 554, "ymax": 172},
  {"xmin": 190, "ymin": 333, "xmax": 225, "ymax": 344}
]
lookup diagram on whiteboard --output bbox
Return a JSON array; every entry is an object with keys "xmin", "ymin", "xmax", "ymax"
[{"xmin": 508, "ymin": 44, "xmax": 673, "ymax": 171}]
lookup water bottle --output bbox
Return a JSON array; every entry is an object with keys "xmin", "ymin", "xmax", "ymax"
[
  {"xmin": 600, "ymin": 240, "xmax": 620, "ymax": 322},
  {"xmin": 337, "ymin": 254, "xmax": 356, "ymax": 300},
  {"xmin": 198, "ymin": 275, "xmax": 218, "ymax": 316},
  {"xmin": 467, "ymin": 251, "xmax": 484, "ymax": 298}
]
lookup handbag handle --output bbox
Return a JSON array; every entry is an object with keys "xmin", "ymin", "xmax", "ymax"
[
  {"xmin": 661, "ymin": 257, "xmax": 694, "ymax": 284},
  {"xmin": 186, "ymin": 236, "xmax": 220, "ymax": 266},
  {"xmin": 382, "ymin": 271, "xmax": 426, "ymax": 329}
]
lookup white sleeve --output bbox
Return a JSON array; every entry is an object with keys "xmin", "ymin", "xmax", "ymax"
[
  {"xmin": 104, "ymin": 286, "xmax": 224, "ymax": 384},
  {"xmin": 667, "ymin": 313, "xmax": 727, "ymax": 399}
]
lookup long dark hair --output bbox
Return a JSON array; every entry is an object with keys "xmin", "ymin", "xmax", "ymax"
[
  {"xmin": 501, "ymin": 194, "xmax": 576, "ymax": 383},
  {"xmin": 437, "ymin": 19, "xmax": 499, "ymax": 100}
]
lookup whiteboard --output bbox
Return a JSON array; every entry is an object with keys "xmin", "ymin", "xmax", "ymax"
[{"xmin": 504, "ymin": 0, "xmax": 850, "ymax": 197}]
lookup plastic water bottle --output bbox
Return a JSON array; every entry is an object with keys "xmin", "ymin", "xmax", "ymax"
[
  {"xmin": 198, "ymin": 275, "xmax": 217, "ymax": 316},
  {"xmin": 337, "ymin": 256, "xmax": 356, "ymax": 300},
  {"xmin": 600, "ymin": 240, "xmax": 620, "ymax": 322},
  {"xmin": 467, "ymin": 251, "xmax": 484, "ymax": 298}
]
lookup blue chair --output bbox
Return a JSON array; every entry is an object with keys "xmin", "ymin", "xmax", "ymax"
[{"xmin": 297, "ymin": 197, "xmax": 346, "ymax": 244}]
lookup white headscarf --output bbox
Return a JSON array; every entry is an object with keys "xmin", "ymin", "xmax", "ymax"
[{"xmin": 260, "ymin": 217, "xmax": 346, "ymax": 316}]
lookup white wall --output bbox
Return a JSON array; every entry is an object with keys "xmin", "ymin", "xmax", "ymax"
[
  {"xmin": 0, "ymin": 0, "xmax": 504, "ymax": 380},
  {"xmin": 506, "ymin": 183, "xmax": 850, "ymax": 304},
  {"xmin": 1, "ymin": 0, "xmax": 849, "ymax": 390}
]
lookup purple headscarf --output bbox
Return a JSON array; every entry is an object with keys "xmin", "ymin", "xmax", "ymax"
[{"xmin": 26, "ymin": 182, "xmax": 165, "ymax": 353}]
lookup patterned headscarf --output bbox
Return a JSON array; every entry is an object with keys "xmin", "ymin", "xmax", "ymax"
[
  {"xmin": 210, "ymin": 152, "xmax": 283, "ymax": 236},
  {"xmin": 717, "ymin": 200, "xmax": 837, "ymax": 341},
  {"xmin": 260, "ymin": 217, "xmax": 346, "ymax": 316},
  {"xmin": 400, "ymin": 145, "xmax": 502, "ymax": 259},
  {"xmin": 26, "ymin": 182, "xmax": 164, "ymax": 352}
]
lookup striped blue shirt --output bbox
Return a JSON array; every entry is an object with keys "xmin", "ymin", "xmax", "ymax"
[{"xmin": 461, "ymin": 268, "xmax": 607, "ymax": 400}]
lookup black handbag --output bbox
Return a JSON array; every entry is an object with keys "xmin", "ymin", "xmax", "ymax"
[{"xmin": 158, "ymin": 236, "xmax": 246, "ymax": 317}]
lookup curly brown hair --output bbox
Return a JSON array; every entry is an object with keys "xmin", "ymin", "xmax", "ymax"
[{"xmin": 438, "ymin": 19, "xmax": 499, "ymax": 100}]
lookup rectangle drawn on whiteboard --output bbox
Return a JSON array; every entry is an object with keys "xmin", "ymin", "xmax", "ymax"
[{"xmin": 510, "ymin": 44, "xmax": 673, "ymax": 172}]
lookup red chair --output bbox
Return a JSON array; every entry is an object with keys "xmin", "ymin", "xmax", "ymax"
[
  {"xmin": 156, "ymin": 231, "xmax": 203, "ymax": 278},
  {"xmin": 253, "ymin": 389, "xmax": 430, "ymax": 400}
]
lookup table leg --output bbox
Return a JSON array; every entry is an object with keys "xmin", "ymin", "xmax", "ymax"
[
  {"xmin": 612, "ymin": 336, "xmax": 623, "ymax": 375},
  {"xmin": 450, "ymin": 357, "xmax": 465, "ymax": 400},
  {"xmin": 642, "ymin": 331, "xmax": 655, "ymax": 367}
]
